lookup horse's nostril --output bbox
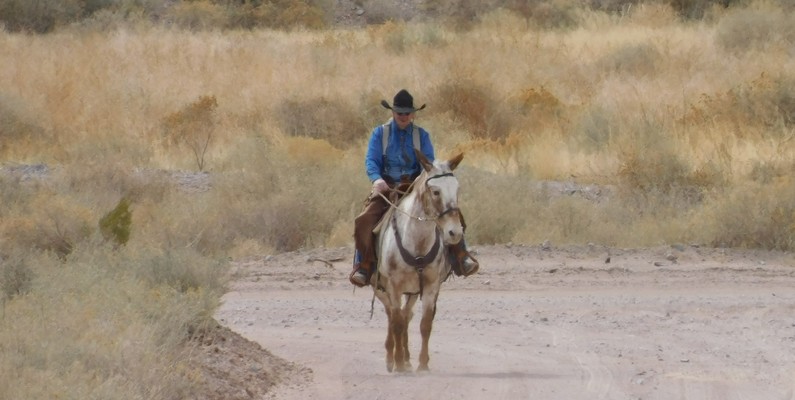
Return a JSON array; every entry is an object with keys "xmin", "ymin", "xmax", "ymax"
[{"xmin": 448, "ymin": 230, "xmax": 455, "ymax": 237}]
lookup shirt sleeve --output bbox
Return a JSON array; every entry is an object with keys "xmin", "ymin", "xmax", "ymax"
[
  {"xmin": 365, "ymin": 125, "xmax": 384, "ymax": 182},
  {"xmin": 419, "ymin": 127, "xmax": 435, "ymax": 162}
]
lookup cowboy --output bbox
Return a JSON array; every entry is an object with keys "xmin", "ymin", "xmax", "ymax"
[{"xmin": 350, "ymin": 89, "xmax": 479, "ymax": 287}]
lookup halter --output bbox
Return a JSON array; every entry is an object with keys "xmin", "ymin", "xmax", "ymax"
[
  {"xmin": 376, "ymin": 172, "xmax": 460, "ymax": 222},
  {"xmin": 424, "ymin": 172, "xmax": 460, "ymax": 220}
]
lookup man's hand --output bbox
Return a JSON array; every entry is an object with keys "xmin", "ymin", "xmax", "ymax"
[{"xmin": 372, "ymin": 178, "xmax": 389, "ymax": 194}]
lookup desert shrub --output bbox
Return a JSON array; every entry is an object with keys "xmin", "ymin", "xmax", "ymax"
[
  {"xmin": 614, "ymin": 115, "xmax": 721, "ymax": 197},
  {"xmin": 379, "ymin": 21, "xmax": 411, "ymax": 53},
  {"xmin": 514, "ymin": 86, "xmax": 567, "ymax": 132},
  {"xmin": 588, "ymin": 0, "xmax": 646, "ymax": 13},
  {"xmin": 360, "ymin": 0, "xmax": 407, "ymax": 24},
  {"xmin": 458, "ymin": 167, "xmax": 534, "ymax": 244},
  {"xmin": 431, "ymin": 79, "xmax": 511, "ymax": 141},
  {"xmin": 522, "ymin": 0, "xmax": 580, "ymax": 30},
  {"xmin": 215, "ymin": 0, "xmax": 328, "ymax": 30},
  {"xmin": 0, "ymin": 93, "xmax": 50, "ymax": 158},
  {"xmin": 0, "ymin": 245, "xmax": 220, "ymax": 400},
  {"xmin": 618, "ymin": 141, "xmax": 688, "ymax": 193},
  {"xmin": 703, "ymin": 181, "xmax": 795, "ymax": 250},
  {"xmin": 163, "ymin": 0, "xmax": 227, "ymax": 30},
  {"xmin": 0, "ymin": 251, "xmax": 34, "ymax": 301},
  {"xmin": 161, "ymin": 95, "xmax": 218, "ymax": 171},
  {"xmin": 597, "ymin": 42, "xmax": 661, "ymax": 77},
  {"xmin": 422, "ymin": 0, "xmax": 580, "ymax": 31},
  {"xmin": 0, "ymin": 190, "xmax": 94, "ymax": 258},
  {"xmin": 0, "ymin": 0, "xmax": 83, "ymax": 32},
  {"xmin": 276, "ymin": 96, "xmax": 366, "ymax": 149},
  {"xmin": 574, "ymin": 104, "xmax": 615, "ymax": 153},
  {"xmin": 216, "ymin": 193, "xmax": 325, "ymax": 252},
  {"xmin": 99, "ymin": 197, "xmax": 132, "ymax": 246},
  {"xmin": 133, "ymin": 246, "xmax": 227, "ymax": 297},
  {"xmin": 682, "ymin": 74, "xmax": 795, "ymax": 132},
  {"xmin": 268, "ymin": 0, "xmax": 326, "ymax": 29},
  {"xmin": 0, "ymin": 0, "xmax": 329, "ymax": 32},
  {"xmin": 668, "ymin": 0, "xmax": 740, "ymax": 20},
  {"xmin": 715, "ymin": 6, "xmax": 795, "ymax": 54},
  {"xmin": 201, "ymin": 136, "xmax": 361, "ymax": 253},
  {"xmin": 421, "ymin": 0, "xmax": 491, "ymax": 21},
  {"xmin": 223, "ymin": 2, "xmax": 271, "ymax": 29}
]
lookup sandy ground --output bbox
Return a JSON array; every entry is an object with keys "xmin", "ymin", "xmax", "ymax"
[{"xmin": 216, "ymin": 244, "xmax": 795, "ymax": 400}]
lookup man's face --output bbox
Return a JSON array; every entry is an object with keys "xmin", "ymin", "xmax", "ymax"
[{"xmin": 393, "ymin": 111, "xmax": 413, "ymax": 129}]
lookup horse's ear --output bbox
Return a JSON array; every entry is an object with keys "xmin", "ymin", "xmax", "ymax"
[
  {"xmin": 414, "ymin": 148, "xmax": 434, "ymax": 172},
  {"xmin": 448, "ymin": 153, "xmax": 464, "ymax": 171}
]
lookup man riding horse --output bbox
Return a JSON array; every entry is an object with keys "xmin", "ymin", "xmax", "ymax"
[{"xmin": 350, "ymin": 89, "xmax": 479, "ymax": 287}]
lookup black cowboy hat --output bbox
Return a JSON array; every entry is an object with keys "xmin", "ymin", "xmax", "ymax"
[{"xmin": 380, "ymin": 89, "xmax": 426, "ymax": 114}]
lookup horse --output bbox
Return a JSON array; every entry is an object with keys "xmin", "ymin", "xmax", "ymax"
[{"xmin": 370, "ymin": 148, "xmax": 465, "ymax": 373}]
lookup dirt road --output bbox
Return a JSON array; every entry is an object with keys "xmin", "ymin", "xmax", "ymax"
[{"xmin": 216, "ymin": 244, "xmax": 795, "ymax": 400}]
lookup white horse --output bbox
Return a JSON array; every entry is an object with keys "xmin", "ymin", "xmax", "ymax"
[{"xmin": 371, "ymin": 149, "xmax": 465, "ymax": 372}]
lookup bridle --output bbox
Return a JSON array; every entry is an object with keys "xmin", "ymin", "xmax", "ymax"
[{"xmin": 375, "ymin": 172, "xmax": 460, "ymax": 222}]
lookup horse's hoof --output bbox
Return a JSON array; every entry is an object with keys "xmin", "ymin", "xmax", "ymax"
[
  {"xmin": 416, "ymin": 364, "xmax": 430, "ymax": 372},
  {"xmin": 386, "ymin": 362, "xmax": 394, "ymax": 373}
]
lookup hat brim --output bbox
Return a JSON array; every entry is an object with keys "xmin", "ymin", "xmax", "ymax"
[{"xmin": 381, "ymin": 99, "xmax": 426, "ymax": 113}]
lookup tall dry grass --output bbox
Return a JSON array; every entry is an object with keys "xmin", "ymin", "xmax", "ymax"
[{"xmin": 2, "ymin": 0, "xmax": 795, "ymax": 397}]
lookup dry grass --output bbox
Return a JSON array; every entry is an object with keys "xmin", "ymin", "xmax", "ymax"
[{"xmin": 2, "ymin": 0, "xmax": 795, "ymax": 397}]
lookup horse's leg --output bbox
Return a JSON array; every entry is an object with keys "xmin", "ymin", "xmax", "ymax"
[
  {"xmin": 391, "ymin": 306, "xmax": 408, "ymax": 372},
  {"xmin": 383, "ymin": 306, "xmax": 395, "ymax": 373},
  {"xmin": 402, "ymin": 294, "xmax": 419, "ymax": 368},
  {"xmin": 417, "ymin": 292, "xmax": 440, "ymax": 371},
  {"xmin": 384, "ymin": 287, "xmax": 409, "ymax": 373}
]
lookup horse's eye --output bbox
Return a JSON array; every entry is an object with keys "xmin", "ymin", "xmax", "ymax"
[{"xmin": 432, "ymin": 190, "xmax": 440, "ymax": 196}]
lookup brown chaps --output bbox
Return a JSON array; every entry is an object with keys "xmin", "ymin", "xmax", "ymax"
[{"xmin": 352, "ymin": 186, "xmax": 471, "ymax": 280}]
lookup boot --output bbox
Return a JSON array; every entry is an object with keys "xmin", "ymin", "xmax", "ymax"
[
  {"xmin": 349, "ymin": 249, "xmax": 372, "ymax": 287},
  {"xmin": 460, "ymin": 253, "xmax": 479, "ymax": 276},
  {"xmin": 349, "ymin": 265, "xmax": 369, "ymax": 287},
  {"xmin": 449, "ymin": 243, "xmax": 479, "ymax": 277}
]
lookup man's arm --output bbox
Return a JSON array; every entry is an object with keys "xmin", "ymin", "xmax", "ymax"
[
  {"xmin": 419, "ymin": 128, "xmax": 435, "ymax": 162},
  {"xmin": 365, "ymin": 125, "xmax": 385, "ymax": 182}
]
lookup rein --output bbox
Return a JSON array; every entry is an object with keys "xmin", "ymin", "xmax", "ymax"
[{"xmin": 374, "ymin": 172, "xmax": 459, "ymax": 221}]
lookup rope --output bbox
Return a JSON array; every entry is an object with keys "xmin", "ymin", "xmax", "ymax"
[{"xmin": 374, "ymin": 188, "xmax": 436, "ymax": 222}]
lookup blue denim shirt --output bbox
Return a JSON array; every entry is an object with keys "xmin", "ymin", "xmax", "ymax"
[{"xmin": 365, "ymin": 120, "xmax": 435, "ymax": 184}]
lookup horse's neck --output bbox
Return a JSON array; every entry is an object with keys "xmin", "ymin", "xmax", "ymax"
[{"xmin": 394, "ymin": 188, "xmax": 434, "ymax": 240}]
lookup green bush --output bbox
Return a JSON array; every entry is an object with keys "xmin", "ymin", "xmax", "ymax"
[{"xmin": 99, "ymin": 197, "xmax": 132, "ymax": 246}]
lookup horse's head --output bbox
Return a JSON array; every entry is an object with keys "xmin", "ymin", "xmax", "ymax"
[{"xmin": 415, "ymin": 149, "xmax": 465, "ymax": 246}]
